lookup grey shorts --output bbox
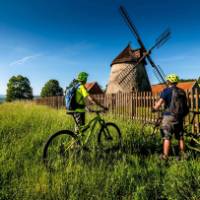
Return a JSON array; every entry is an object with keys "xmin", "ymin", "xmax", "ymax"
[{"xmin": 161, "ymin": 115, "xmax": 184, "ymax": 140}]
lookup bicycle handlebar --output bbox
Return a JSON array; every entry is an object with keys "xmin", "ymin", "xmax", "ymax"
[{"xmin": 88, "ymin": 108, "xmax": 108, "ymax": 114}]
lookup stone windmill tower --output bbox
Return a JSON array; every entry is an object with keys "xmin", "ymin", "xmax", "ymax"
[{"xmin": 106, "ymin": 44, "xmax": 151, "ymax": 94}]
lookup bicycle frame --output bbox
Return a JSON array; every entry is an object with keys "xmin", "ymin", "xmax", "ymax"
[{"xmin": 75, "ymin": 113, "xmax": 107, "ymax": 146}]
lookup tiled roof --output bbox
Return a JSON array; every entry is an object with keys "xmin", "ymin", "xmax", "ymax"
[
  {"xmin": 111, "ymin": 44, "xmax": 144, "ymax": 66},
  {"xmin": 151, "ymin": 81, "xmax": 198, "ymax": 94},
  {"xmin": 85, "ymin": 82, "xmax": 103, "ymax": 94},
  {"xmin": 85, "ymin": 82, "xmax": 96, "ymax": 91}
]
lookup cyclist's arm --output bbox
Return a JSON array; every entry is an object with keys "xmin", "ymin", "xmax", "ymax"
[
  {"xmin": 86, "ymin": 95, "xmax": 106, "ymax": 109},
  {"xmin": 87, "ymin": 95, "xmax": 96, "ymax": 105},
  {"xmin": 153, "ymin": 98, "xmax": 164, "ymax": 110},
  {"xmin": 80, "ymin": 85, "xmax": 106, "ymax": 109}
]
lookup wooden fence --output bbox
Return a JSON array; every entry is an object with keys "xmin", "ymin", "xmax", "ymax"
[{"xmin": 34, "ymin": 89, "xmax": 200, "ymax": 133}]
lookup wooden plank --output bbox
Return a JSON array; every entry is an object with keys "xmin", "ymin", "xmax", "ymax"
[
  {"xmin": 132, "ymin": 92, "xmax": 135, "ymax": 120},
  {"xmin": 144, "ymin": 91, "xmax": 146, "ymax": 122},
  {"xmin": 190, "ymin": 89, "xmax": 194, "ymax": 133},
  {"xmin": 114, "ymin": 94, "xmax": 116, "ymax": 118},
  {"xmin": 146, "ymin": 92, "xmax": 149, "ymax": 122},
  {"xmin": 152, "ymin": 94, "xmax": 156, "ymax": 122},
  {"xmin": 131, "ymin": 92, "xmax": 134, "ymax": 120},
  {"xmin": 185, "ymin": 90, "xmax": 190, "ymax": 125},
  {"xmin": 116, "ymin": 93, "xmax": 119, "ymax": 118},
  {"xmin": 139, "ymin": 92, "xmax": 142, "ymax": 121},
  {"xmin": 124, "ymin": 93, "xmax": 127, "ymax": 119},
  {"xmin": 135, "ymin": 92, "xmax": 138, "ymax": 121},
  {"xmin": 123, "ymin": 93, "xmax": 125, "ymax": 119},
  {"xmin": 195, "ymin": 88, "xmax": 199, "ymax": 133},
  {"xmin": 118, "ymin": 92, "xmax": 121, "ymax": 118},
  {"xmin": 120, "ymin": 92, "xmax": 122, "ymax": 118},
  {"xmin": 137, "ymin": 92, "xmax": 139, "ymax": 121}
]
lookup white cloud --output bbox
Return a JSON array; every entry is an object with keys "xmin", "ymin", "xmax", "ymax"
[{"xmin": 9, "ymin": 54, "xmax": 42, "ymax": 66}]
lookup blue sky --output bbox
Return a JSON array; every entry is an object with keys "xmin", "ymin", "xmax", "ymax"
[{"xmin": 0, "ymin": 0, "xmax": 200, "ymax": 95}]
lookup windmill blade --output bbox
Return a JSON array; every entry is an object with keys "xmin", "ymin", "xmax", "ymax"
[
  {"xmin": 155, "ymin": 28, "xmax": 171, "ymax": 49},
  {"xmin": 117, "ymin": 65, "xmax": 133, "ymax": 84},
  {"xmin": 153, "ymin": 68, "xmax": 163, "ymax": 83},
  {"xmin": 119, "ymin": 5, "xmax": 167, "ymax": 86},
  {"xmin": 149, "ymin": 29, "xmax": 171, "ymax": 52},
  {"xmin": 146, "ymin": 55, "xmax": 166, "ymax": 85},
  {"xmin": 119, "ymin": 5, "xmax": 147, "ymax": 51},
  {"xmin": 157, "ymin": 65, "xmax": 166, "ymax": 80}
]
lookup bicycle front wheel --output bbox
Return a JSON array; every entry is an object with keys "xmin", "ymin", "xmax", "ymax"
[
  {"xmin": 43, "ymin": 130, "xmax": 80, "ymax": 170},
  {"xmin": 98, "ymin": 122, "xmax": 122, "ymax": 151}
]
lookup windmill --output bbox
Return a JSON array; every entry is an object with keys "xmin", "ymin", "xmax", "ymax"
[
  {"xmin": 106, "ymin": 44, "xmax": 152, "ymax": 93},
  {"xmin": 113, "ymin": 5, "xmax": 170, "ymax": 91}
]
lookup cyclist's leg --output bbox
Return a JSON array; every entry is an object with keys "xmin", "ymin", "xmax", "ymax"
[
  {"xmin": 174, "ymin": 119, "xmax": 186, "ymax": 157},
  {"xmin": 160, "ymin": 115, "xmax": 174, "ymax": 158},
  {"xmin": 178, "ymin": 137, "xmax": 185, "ymax": 152},
  {"xmin": 73, "ymin": 112, "xmax": 85, "ymax": 132},
  {"xmin": 163, "ymin": 139, "xmax": 171, "ymax": 157}
]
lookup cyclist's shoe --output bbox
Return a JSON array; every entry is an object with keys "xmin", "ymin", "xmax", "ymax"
[
  {"xmin": 179, "ymin": 152, "xmax": 189, "ymax": 160},
  {"xmin": 176, "ymin": 152, "xmax": 188, "ymax": 161},
  {"xmin": 159, "ymin": 154, "xmax": 168, "ymax": 161}
]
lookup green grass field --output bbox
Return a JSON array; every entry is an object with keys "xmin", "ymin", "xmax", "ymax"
[{"xmin": 0, "ymin": 102, "xmax": 200, "ymax": 200}]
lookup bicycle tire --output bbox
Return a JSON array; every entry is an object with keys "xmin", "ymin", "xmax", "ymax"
[
  {"xmin": 97, "ymin": 122, "xmax": 122, "ymax": 152},
  {"xmin": 140, "ymin": 122, "xmax": 163, "ymax": 154},
  {"xmin": 43, "ymin": 130, "xmax": 80, "ymax": 169},
  {"xmin": 141, "ymin": 122, "xmax": 160, "ymax": 140},
  {"xmin": 184, "ymin": 132, "xmax": 200, "ymax": 153}
]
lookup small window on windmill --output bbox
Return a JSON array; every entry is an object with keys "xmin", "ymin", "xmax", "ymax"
[{"xmin": 133, "ymin": 50, "xmax": 140, "ymax": 59}]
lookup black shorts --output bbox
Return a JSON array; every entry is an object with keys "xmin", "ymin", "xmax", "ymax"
[{"xmin": 73, "ymin": 112, "xmax": 85, "ymax": 127}]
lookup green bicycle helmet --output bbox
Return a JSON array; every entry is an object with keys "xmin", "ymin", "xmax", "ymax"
[
  {"xmin": 77, "ymin": 72, "xmax": 88, "ymax": 83},
  {"xmin": 166, "ymin": 74, "xmax": 179, "ymax": 83}
]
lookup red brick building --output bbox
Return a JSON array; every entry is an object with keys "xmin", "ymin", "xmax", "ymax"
[{"xmin": 85, "ymin": 82, "xmax": 104, "ymax": 94}]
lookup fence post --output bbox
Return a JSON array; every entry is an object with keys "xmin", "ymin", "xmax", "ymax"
[{"xmin": 195, "ymin": 88, "xmax": 199, "ymax": 133}]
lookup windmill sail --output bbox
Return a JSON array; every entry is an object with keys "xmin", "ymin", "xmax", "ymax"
[{"xmin": 119, "ymin": 5, "xmax": 169, "ymax": 86}]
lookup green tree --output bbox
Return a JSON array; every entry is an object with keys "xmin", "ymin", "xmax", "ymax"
[
  {"xmin": 6, "ymin": 75, "xmax": 33, "ymax": 102},
  {"xmin": 40, "ymin": 79, "xmax": 63, "ymax": 97},
  {"xmin": 179, "ymin": 78, "xmax": 196, "ymax": 82}
]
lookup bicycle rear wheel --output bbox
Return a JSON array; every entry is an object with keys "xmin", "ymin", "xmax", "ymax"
[
  {"xmin": 98, "ymin": 122, "xmax": 122, "ymax": 152},
  {"xmin": 43, "ymin": 130, "xmax": 80, "ymax": 170},
  {"xmin": 141, "ymin": 122, "xmax": 160, "ymax": 141}
]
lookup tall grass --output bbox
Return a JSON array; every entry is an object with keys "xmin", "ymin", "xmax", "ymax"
[{"xmin": 0, "ymin": 102, "xmax": 199, "ymax": 200}]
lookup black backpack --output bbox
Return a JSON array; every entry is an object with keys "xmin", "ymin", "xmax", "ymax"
[{"xmin": 168, "ymin": 87, "xmax": 189, "ymax": 118}]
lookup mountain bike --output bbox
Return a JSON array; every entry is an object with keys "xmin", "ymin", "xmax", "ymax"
[
  {"xmin": 141, "ymin": 110, "xmax": 200, "ymax": 154},
  {"xmin": 43, "ymin": 109, "xmax": 122, "ymax": 169}
]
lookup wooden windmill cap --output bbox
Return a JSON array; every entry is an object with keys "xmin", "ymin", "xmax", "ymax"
[{"xmin": 110, "ymin": 44, "xmax": 145, "ymax": 66}]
